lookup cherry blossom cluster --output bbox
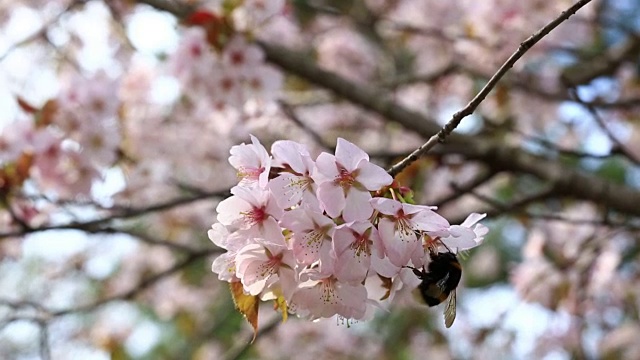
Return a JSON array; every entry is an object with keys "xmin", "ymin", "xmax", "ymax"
[
  {"xmin": 209, "ymin": 136, "xmax": 488, "ymax": 321},
  {"xmin": 0, "ymin": 73, "xmax": 121, "ymax": 198},
  {"xmin": 168, "ymin": 29, "xmax": 283, "ymax": 112}
]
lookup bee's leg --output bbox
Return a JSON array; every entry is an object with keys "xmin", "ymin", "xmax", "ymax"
[{"xmin": 402, "ymin": 265, "xmax": 426, "ymax": 279}]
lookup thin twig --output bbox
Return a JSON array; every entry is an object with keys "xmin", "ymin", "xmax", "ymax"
[
  {"xmin": 511, "ymin": 128, "xmax": 615, "ymax": 160},
  {"xmin": 388, "ymin": 0, "xmax": 595, "ymax": 177},
  {"xmin": 278, "ymin": 100, "xmax": 334, "ymax": 151},
  {"xmin": 569, "ymin": 88, "xmax": 640, "ymax": 166},
  {"xmin": 223, "ymin": 316, "xmax": 281, "ymax": 360},
  {"xmin": 39, "ymin": 323, "xmax": 51, "ymax": 360}
]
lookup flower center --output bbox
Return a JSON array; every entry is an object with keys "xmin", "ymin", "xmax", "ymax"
[
  {"xmin": 320, "ymin": 277, "xmax": 339, "ymax": 304},
  {"xmin": 259, "ymin": 252, "xmax": 282, "ymax": 277},
  {"xmin": 334, "ymin": 165, "xmax": 355, "ymax": 190},
  {"xmin": 350, "ymin": 230, "xmax": 371, "ymax": 257},
  {"xmin": 243, "ymin": 206, "xmax": 267, "ymax": 226}
]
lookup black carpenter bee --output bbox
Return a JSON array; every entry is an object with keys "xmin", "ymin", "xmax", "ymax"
[{"xmin": 408, "ymin": 249, "xmax": 461, "ymax": 328}]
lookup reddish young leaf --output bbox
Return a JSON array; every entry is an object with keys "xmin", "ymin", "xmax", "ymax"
[{"xmin": 16, "ymin": 96, "xmax": 38, "ymax": 114}]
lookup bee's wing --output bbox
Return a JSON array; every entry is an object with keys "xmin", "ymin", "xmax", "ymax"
[
  {"xmin": 436, "ymin": 273, "xmax": 449, "ymax": 291},
  {"xmin": 443, "ymin": 290, "xmax": 457, "ymax": 328}
]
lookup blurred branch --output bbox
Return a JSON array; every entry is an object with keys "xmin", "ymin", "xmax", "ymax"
[
  {"xmin": 462, "ymin": 62, "xmax": 640, "ymax": 109},
  {"xmin": 380, "ymin": 63, "xmax": 458, "ymax": 88},
  {"xmin": 0, "ymin": 246, "xmax": 215, "ymax": 360},
  {"xmin": 52, "ymin": 248, "xmax": 216, "ymax": 317},
  {"xmin": 257, "ymin": 41, "xmax": 446, "ymax": 141},
  {"xmin": 388, "ymin": 0, "xmax": 595, "ymax": 176},
  {"xmin": 448, "ymin": 186, "xmax": 556, "ymax": 223},
  {"xmin": 0, "ymin": 298, "xmax": 52, "ymax": 358},
  {"xmin": 88, "ymin": 227, "xmax": 209, "ymax": 253},
  {"xmin": 39, "ymin": 324, "xmax": 51, "ymax": 360},
  {"xmin": 562, "ymin": 35, "xmax": 640, "ymax": 86},
  {"xmin": 569, "ymin": 88, "xmax": 640, "ymax": 166},
  {"xmin": 134, "ymin": 0, "xmax": 640, "ymax": 218},
  {"xmin": 0, "ymin": 189, "xmax": 229, "ymax": 240},
  {"xmin": 0, "ymin": 247, "xmax": 220, "ymax": 337},
  {"xmin": 134, "ymin": 0, "xmax": 191, "ymax": 17},
  {"xmin": 432, "ymin": 171, "xmax": 497, "ymax": 208},
  {"xmin": 278, "ymin": 100, "xmax": 334, "ymax": 151},
  {"xmin": 458, "ymin": 187, "xmax": 640, "ymax": 229},
  {"xmin": 223, "ymin": 316, "xmax": 281, "ymax": 360},
  {"xmin": 510, "ymin": 128, "xmax": 616, "ymax": 160}
]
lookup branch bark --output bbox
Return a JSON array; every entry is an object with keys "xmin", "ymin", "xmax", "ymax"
[{"xmin": 132, "ymin": 0, "xmax": 640, "ymax": 218}]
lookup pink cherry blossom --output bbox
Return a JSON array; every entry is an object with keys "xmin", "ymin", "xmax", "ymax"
[
  {"xmin": 440, "ymin": 213, "xmax": 488, "ymax": 251},
  {"xmin": 222, "ymin": 36, "xmax": 265, "ymax": 72},
  {"xmin": 268, "ymin": 140, "xmax": 318, "ymax": 210},
  {"xmin": 168, "ymin": 28, "xmax": 217, "ymax": 85},
  {"xmin": 312, "ymin": 138, "xmax": 392, "ymax": 222},
  {"xmin": 209, "ymin": 135, "xmax": 490, "ymax": 325},
  {"xmin": 370, "ymin": 253, "xmax": 402, "ymax": 278},
  {"xmin": 228, "ymin": 135, "xmax": 272, "ymax": 188},
  {"xmin": 235, "ymin": 241, "xmax": 296, "ymax": 298},
  {"xmin": 215, "ymin": 186, "xmax": 284, "ymax": 244},
  {"xmin": 332, "ymin": 221, "xmax": 383, "ymax": 284},
  {"xmin": 290, "ymin": 269, "xmax": 368, "ymax": 320},
  {"xmin": 279, "ymin": 207, "xmax": 335, "ymax": 269},
  {"xmin": 371, "ymin": 197, "xmax": 450, "ymax": 267},
  {"xmin": 0, "ymin": 120, "xmax": 38, "ymax": 163},
  {"xmin": 242, "ymin": 65, "xmax": 283, "ymax": 103},
  {"xmin": 209, "ymin": 223, "xmax": 250, "ymax": 282}
]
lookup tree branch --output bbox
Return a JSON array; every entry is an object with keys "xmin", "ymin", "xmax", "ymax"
[
  {"xmin": 569, "ymin": 88, "xmax": 640, "ymax": 166},
  {"xmin": 0, "ymin": 189, "xmax": 229, "ymax": 240},
  {"xmin": 52, "ymin": 248, "xmax": 216, "ymax": 317},
  {"xmin": 388, "ymin": 0, "xmax": 595, "ymax": 176},
  {"xmin": 132, "ymin": 0, "xmax": 640, "ymax": 219}
]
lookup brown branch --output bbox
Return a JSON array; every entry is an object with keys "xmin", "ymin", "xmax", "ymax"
[
  {"xmin": 432, "ymin": 170, "xmax": 497, "ymax": 208},
  {"xmin": 380, "ymin": 63, "xmax": 458, "ymax": 88},
  {"xmin": 257, "ymin": 41, "xmax": 446, "ymax": 142},
  {"xmin": 454, "ymin": 187, "xmax": 640, "ymax": 230},
  {"xmin": 561, "ymin": 35, "xmax": 640, "ymax": 86},
  {"xmin": 388, "ymin": 0, "xmax": 595, "ymax": 177},
  {"xmin": 452, "ymin": 186, "xmax": 556, "ymax": 222},
  {"xmin": 0, "ymin": 189, "xmax": 229, "ymax": 240},
  {"xmin": 454, "ymin": 141, "xmax": 640, "ymax": 216},
  {"xmin": 134, "ymin": 0, "xmax": 191, "ymax": 17},
  {"xmin": 132, "ymin": 0, "xmax": 640, "ymax": 219}
]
